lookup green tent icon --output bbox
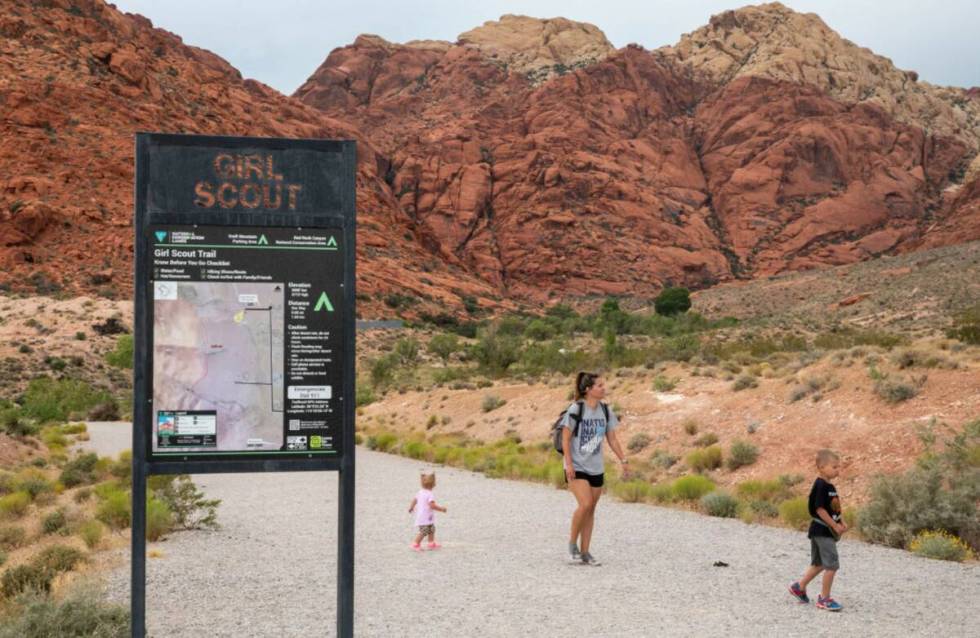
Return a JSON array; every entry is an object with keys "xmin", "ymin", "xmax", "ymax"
[
  {"xmin": 258, "ymin": 234, "xmax": 269, "ymax": 245},
  {"xmin": 327, "ymin": 236, "xmax": 337, "ymax": 248},
  {"xmin": 314, "ymin": 292, "xmax": 334, "ymax": 312}
]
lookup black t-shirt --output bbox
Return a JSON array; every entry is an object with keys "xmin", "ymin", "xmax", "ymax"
[{"xmin": 807, "ymin": 477, "xmax": 842, "ymax": 539}]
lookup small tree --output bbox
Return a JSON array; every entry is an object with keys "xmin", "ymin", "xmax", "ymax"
[
  {"xmin": 654, "ymin": 287, "xmax": 691, "ymax": 316},
  {"xmin": 393, "ymin": 338, "xmax": 420, "ymax": 366},
  {"xmin": 427, "ymin": 333, "xmax": 459, "ymax": 365}
]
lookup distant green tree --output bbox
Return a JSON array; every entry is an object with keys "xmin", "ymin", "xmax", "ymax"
[{"xmin": 654, "ymin": 287, "xmax": 691, "ymax": 316}]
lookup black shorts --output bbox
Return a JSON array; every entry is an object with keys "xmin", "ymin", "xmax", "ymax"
[{"xmin": 567, "ymin": 471, "xmax": 604, "ymax": 488}]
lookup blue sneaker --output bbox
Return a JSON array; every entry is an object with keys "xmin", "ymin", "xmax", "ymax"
[
  {"xmin": 816, "ymin": 596, "xmax": 842, "ymax": 612},
  {"xmin": 788, "ymin": 582, "xmax": 810, "ymax": 604}
]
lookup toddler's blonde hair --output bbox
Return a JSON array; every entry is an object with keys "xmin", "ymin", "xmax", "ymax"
[{"xmin": 420, "ymin": 472, "xmax": 436, "ymax": 489}]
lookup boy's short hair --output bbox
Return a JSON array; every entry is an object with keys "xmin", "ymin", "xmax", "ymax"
[{"xmin": 815, "ymin": 449, "xmax": 840, "ymax": 467}]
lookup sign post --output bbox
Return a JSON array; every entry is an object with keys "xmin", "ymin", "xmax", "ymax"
[{"xmin": 132, "ymin": 133, "xmax": 356, "ymax": 637}]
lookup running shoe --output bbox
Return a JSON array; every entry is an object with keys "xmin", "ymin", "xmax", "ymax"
[
  {"xmin": 816, "ymin": 596, "xmax": 842, "ymax": 612},
  {"xmin": 580, "ymin": 552, "xmax": 601, "ymax": 566},
  {"xmin": 569, "ymin": 543, "xmax": 581, "ymax": 563},
  {"xmin": 788, "ymin": 582, "xmax": 810, "ymax": 604}
]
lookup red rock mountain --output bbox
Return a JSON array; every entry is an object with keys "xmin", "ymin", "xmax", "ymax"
[{"xmin": 2, "ymin": 1, "xmax": 978, "ymax": 313}]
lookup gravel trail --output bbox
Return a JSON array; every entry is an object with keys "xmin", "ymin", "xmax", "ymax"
[{"xmin": 86, "ymin": 423, "xmax": 979, "ymax": 637}]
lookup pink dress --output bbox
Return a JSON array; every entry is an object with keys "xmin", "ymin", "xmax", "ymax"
[{"xmin": 414, "ymin": 489, "xmax": 434, "ymax": 526}]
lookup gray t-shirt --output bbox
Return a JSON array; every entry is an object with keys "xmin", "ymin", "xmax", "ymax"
[{"xmin": 560, "ymin": 401, "xmax": 619, "ymax": 475}]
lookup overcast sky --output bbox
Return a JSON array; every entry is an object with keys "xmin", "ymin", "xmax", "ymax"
[{"xmin": 112, "ymin": 0, "xmax": 979, "ymax": 95}]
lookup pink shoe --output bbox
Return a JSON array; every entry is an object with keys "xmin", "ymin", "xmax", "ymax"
[
  {"xmin": 410, "ymin": 543, "xmax": 422, "ymax": 551},
  {"xmin": 427, "ymin": 542, "xmax": 441, "ymax": 550}
]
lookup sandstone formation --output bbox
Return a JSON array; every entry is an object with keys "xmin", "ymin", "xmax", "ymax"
[
  {"xmin": 2, "ymin": 1, "xmax": 978, "ymax": 313},
  {"xmin": 0, "ymin": 0, "xmax": 501, "ymax": 316}
]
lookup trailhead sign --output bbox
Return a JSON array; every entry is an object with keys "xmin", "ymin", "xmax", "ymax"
[
  {"xmin": 150, "ymin": 225, "xmax": 343, "ymax": 457},
  {"xmin": 132, "ymin": 133, "xmax": 356, "ymax": 638}
]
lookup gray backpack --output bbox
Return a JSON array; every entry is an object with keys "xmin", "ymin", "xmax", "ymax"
[{"xmin": 550, "ymin": 401, "xmax": 609, "ymax": 454}]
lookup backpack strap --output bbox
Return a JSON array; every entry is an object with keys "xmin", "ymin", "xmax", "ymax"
[
  {"xmin": 600, "ymin": 402, "xmax": 610, "ymax": 422},
  {"xmin": 568, "ymin": 401, "xmax": 584, "ymax": 436}
]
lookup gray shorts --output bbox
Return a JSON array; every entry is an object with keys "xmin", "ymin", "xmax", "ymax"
[{"xmin": 810, "ymin": 536, "xmax": 840, "ymax": 570}]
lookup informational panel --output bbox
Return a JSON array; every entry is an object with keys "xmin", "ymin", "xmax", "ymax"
[
  {"xmin": 134, "ymin": 133, "xmax": 355, "ymax": 469},
  {"xmin": 149, "ymin": 224, "xmax": 345, "ymax": 457}
]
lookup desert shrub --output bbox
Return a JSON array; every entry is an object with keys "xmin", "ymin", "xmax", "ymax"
[
  {"xmin": 401, "ymin": 440, "xmax": 428, "ymax": 460},
  {"xmin": 41, "ymin": 509, "xmax": 67, "ymax": 535},
  {"xmin": 355, "ymin": 384, "xmax": 376, "ymax": 407},
  {"xmin": 0, "ymin": 526, "xmax": 27, "ymax": 549},
  {"xmin": 788, "ymin": 385, "xmax": 809, "ymax": 402},
  {"xmin": 0, "ymin": 492, "xmax": 31, "ymax": 519},
  {"xmin": 427, "ymin": 333, "xmax": 460, "ymax": 363},
  {"xmin": 612, "ymin": 480, "xmax": 652, "ymax": 503},
  {"xmin": 732, "ymin": 374, "xmax": 758, "ymax": 391},
  {"xmin": 15, "ymin": 469, "xmax": 54, "ymax": 499},
  {"xmin": 78, "ymin": 520, "xmax": 104, "ymax": 549},
  {"xmin": 40, "ymin": 427, "xmax": 69, "ymax": 451},
  {"xmin": 649, "ymin": 449, "xmax": 678, "ymax": 469},
  {"xmin": 393, "ymin": 338, "xmax": 420, "ymax": 366},
  {"xmin": 701, "ymin": 491, "xmax": 739, "ymax": 518},
  {"xmin": 145, "ymin": 498, "xmax": 174, "ymax": 542},
  {"xmin": 0, "ymin": 587, "xmax": 129, "ymax": 638},
  {"xmin": 779, "ymin": 497, "xmax": 810, "ymax": 530},
  {"xmin": 654, "ymin": 287, "xmax": 691, "ymax": 316},
  {"xmin": 1, "ymin": 564, "xmax": 51, "ymax": 598},
  {"xmin": 60, "ymin": 452, "xmax": 100, "ymax": 488},
  {"xmin": 524, "ymin": 319, "xmax": 556, "ymax": 341},
  {"xmin": 908, "ymin": 530, "xmax": 974, "ymax": 562},
  {"xmin": 627, "ymin": 433, "xmax": 651, "ymax": 453},
  {"xmin": 737, "ymin": 479, "xmax": 790, "ymax": 503},
  {"xmin": 481, "ymin": 394, "xmax": 506, "ymax": 412},
  {"xmin": 471, "ymin": 326, "xmax": 522, "ymax": 374},
  {"xmin": 947, "ymin": 303, "xmax": 980, "ymax": 345},
  {"xmin": 671, "ymin": 475, "xmax": 715, "ymax": 500},
  {"xmin": 370, "ymin": 354, "xmax": 398, "ymax": 387},
  {"xmin": 652, "ymin": 375, "xmax": 677, "ymax": 392},
  {"xmin": 682, "ymin": 419, "xmax": 699, "ymax": 436},
  {"xmin": 60, "ymin": 423, "xmax": 87, "ymax": 435},
  {"xmin": 148, "ymin": 475, "xmax": 220, "ymax": 531},
  {"xmin": 104, "ymin": 334, "xmax": 134, "ymax": 369},
  {"xmin": 874, "ymin": 377, "xmax": 920, "ymax": 403},
  {"xmin": 686, "ymin": 446, "xmax": 723, "ymax": 472},
  {"xmin": 694, "ymin": 432, "xmax": 718, "ymax": 447},
  {"xmin": 33, "ymin": 544, "xmax": 85, "ymax": 574},
  {"xmin": 109, "ymin": 451, "xmax": 132, "ymax": 480},
  {"xmin": 727, "ymin": 440, "xmax": 760, "ymax": 470},
  {"xmin": 95, "ymin": 489, "xmax": 130, "ymax": 530},
  {"xmin": 366, "ymin": 432, "xmax": 397, "ymax": 452},
  {"xmin": 750, "ymin": 499, "xmax": 779, "ymax": 518},
  {"xmin": 20, "ymin": 377, "xmax": 113, "ymax": 422},
  {"xmin": 649, "ymin": 483, "xmax": 675, "ymax": 503},
  {"xmin": 0, "ymin": 408, "xmax": 38, "ymax": 437}
]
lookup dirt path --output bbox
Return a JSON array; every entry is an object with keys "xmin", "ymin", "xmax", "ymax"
[{"xmin": 85, "ymin": 423, "xmax": 979, "ymax": 637}]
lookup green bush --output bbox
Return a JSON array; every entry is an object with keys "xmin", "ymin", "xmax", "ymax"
[
  {"xmin": 682, "ymin": 419, "xmax": 699, "ymax": 436},
  {"xmin": 481, "ymin": 394, "xmax": 506, "ymax": 412},
  {"xmin": 15, "ymin": 469, "xmax": 54, "ymax": 499},
  {"xmin": 148, "ymin": 474, "xmax": 220, "ymax": 531},
  {"xmin": 524, "ymin": 319, "xmax": 556, "ymax": 341},
  {"xmin": 874, "ymin": 378, "xmax": 920, "ymax": 403},
  {"xmin": 671, "ymin": 475, "xmax": 715, "ymax": 500},
  {"xmin": 779, "ymin": 497, "xmax": 810, "ymax": 530},
  {"xmin": 652, "ymin": 375, "xmax": 677, "ymax": 392},
  {"xmin": 78, "ymin": 520, "xmax": 104, "ymax": 549},
  {"xmin": 654, "ymin": 287, "xmax": 691, "ymax": 316},
  {"xmin": 33, "ymin": 544, "xmax": 85, "ymax": 574},
  {"xmin": 727, "ymin": 440, "xmax": 759, "ymax": 470},
  {"xmin": 947, "ymin": 303, "xmax": 980, "ymax": 345},
  {"xmin": 393, "ymin": 338, "xmax": 420, "ymax": 366},
  {"xmin": 701, "ymin": 491, "xmax": 739, "ymax": 518},
  {"xmin": 749, "ymin": 499, "xmax": 779, "ymax": 518},
  {"xmin": 612, "ymin": 480, "xmax": 652, "ymax": 503},
  {"xmin": 366, "ymin": 432, "xmax": 397, "ymax": 452},
  {"xmin": 355, "ymin": 384, "xmax": 377, "ymax": 407},
  {"xmin": 104, "ymin": 334, "xmax": 133, "ymax": 368},
  {"xmin": 146, "ymin": 498, "xmax": 174, "ymax": 542},
  {"xmin": 109, "ymin": 451, "xmax": 132, "ymax": 480},
  {"xmin": 427, "ymin": 333, "xmax": 460, "ymax": 363},
  {"xmin": 1, "ymin": 564, "xmax": 51, "ymax": 597},
  {"xmin": 60, "ymin": 452, "xmax": 100, "ymax": 488},
  {"xmin": 41, "ymin": 509, "xmax": 67, "ymax": 535},
  {"xmin": 732, "ymin": 374, "xmax": 759, "ymax": 391},
  {"xmin": 20, "ymin": 377, "xmax": 113, "ymax": 422},
  {"xmin": 908, "ymin": 530, "xmax": 974, "ymax": 562},
  {"xmin": 471, "ymin": 326, "xmax": 522, "ymax": 374},
  {"xmin": 649, "ymin": 483, "xmax": 675, "ymax": 503},
  {"xmin": 694, "ymin": 432, "xmax": 718, "ymax": 447},
  {"xmin": 0, "ymin": 587, "xmax": 129, "ymax": 638},
  {"xmin": 370, "ymin": 354, "xmax": 398, "ymax": 387},
  {"xmin": 627, "ymin": 433, "xmax": 651, "ymax": 453},
  {"xmin": 736, "ymin": 479, "xmax": 790, "ymax": 502},
  {"xmin": 649, "ymin": 449, "xmax": 678, "ymax": 469},
  {"xmin": 96, "ymin": 489, "xmax": 130, "ymax": 530},
  {"xmin": 0, "ymin": 525, "xmax": 27, "ymax": 549},
  {"xmin": 686, "ymin": 446, "xmax": 722, "ymax": 472},
  {"xmin": 0, "ymin": 492, "xmax": 31, "ymax": 519}
]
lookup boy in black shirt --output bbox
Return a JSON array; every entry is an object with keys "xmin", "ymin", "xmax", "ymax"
[{"xmin": 788, "ymin": 449, "xmax": 847, "ymax": 611}]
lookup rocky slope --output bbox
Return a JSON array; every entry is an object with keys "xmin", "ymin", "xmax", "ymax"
[
  {"xmin": 295, "ymin": 7, "xmax": 977, "ymax": 300},
  {"xmin": 2, "ymin": 1, "xmax": 978, "ymax": 311},
  {"xmin": 0, "ymin": 0, "xmax": 502, "ymax": 316}
]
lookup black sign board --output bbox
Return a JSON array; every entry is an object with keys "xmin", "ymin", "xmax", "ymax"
[{"xmin": 132, "ymin": 133, "xmax": 355, "ymax": 637}]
